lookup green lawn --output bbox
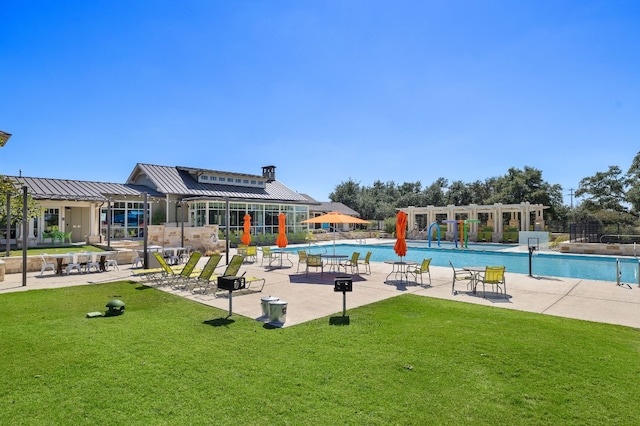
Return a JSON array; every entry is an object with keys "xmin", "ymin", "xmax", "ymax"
[{"xmin": 1, "ymin": 281, "xmax": 639, "ymax": 425}]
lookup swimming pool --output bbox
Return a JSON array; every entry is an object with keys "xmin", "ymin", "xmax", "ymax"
[{"xmin": 290, "ymin": 243, "xmax": 640, "ymax": 284}]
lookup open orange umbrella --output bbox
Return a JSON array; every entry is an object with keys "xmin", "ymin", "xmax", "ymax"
[
  {"xmin": 394, "ymin": 211, "xmax": 407, "ymax": 258},
  {"xmin": 276, "ymin": 212, "xmax": 288, "ymax": 248},
  {"xmin": 301, "ymin": 211, "xmax": 370, "ymax": 254},
  {"xmin": 241, "ymin": 214, "xmax": 251, "ymax": 245}
]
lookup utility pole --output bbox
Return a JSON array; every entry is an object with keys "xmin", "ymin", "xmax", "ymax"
[{"xmin": 568, "ymin": 188, "xmax": 574, "ymax": 208}]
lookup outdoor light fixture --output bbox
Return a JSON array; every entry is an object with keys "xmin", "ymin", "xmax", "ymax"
[{"xmin": 0, "ymin": 130, "xmax": 11, "ymax": 147}]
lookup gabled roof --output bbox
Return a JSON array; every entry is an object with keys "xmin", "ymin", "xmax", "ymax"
[
  {"xmin": 9, "ymin": 176, "xmax": 163, "ymax": 201},
  {"xmin": 310, "ymin": 201, "xmax": 361, "ymax": 217},
  {"xmin": 128, "ymin": 163, "xmax": 309, "ymax": 203}
]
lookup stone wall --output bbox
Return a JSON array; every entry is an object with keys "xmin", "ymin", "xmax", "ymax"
[
  {"xmin": 147, "ymin": 224, "xmax": 224, "ymax": 253},
  {"xmin": 558, "ymin": 242, "xmax": 639, "ymax": 257}
]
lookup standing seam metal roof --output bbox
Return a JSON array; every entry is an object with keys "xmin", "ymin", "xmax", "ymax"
[
  {"xmin": 132, "ymin": 163, "xmax": 309, "ymax": 203},
  {"xmin": 10, "ymin": 176, "xmax": 162, "ymax": 201}
]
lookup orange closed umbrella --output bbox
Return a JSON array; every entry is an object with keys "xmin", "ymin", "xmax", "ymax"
[
  {"xmin": 276, "ymin": 213, "xmax": 288, "ymax": 248},
  {"xmin": 241, "ymin": 214, "xmax": 251, "ymax": 245},
  {"xmin": 394, "ymin": 211, "xmax": 407, "ymax": 258}
]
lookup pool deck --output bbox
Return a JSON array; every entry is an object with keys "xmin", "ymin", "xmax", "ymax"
[{"xmin": 2, "ymin": 241, "xmax": 639, "ymax": 329}]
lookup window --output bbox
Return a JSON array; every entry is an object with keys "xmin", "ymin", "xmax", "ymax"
[{"xmin": 44, "ymin": 208, "xmax": 60, "ymax": 231}]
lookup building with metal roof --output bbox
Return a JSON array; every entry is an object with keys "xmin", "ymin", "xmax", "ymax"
[{"xmin": 6, "ymin": 164, "xmax": 321, "ymax": 246}]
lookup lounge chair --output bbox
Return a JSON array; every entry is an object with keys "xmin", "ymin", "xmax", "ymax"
[
  {"xmin": 188, "ymin": 254, "xmax": 223, "ymax": 293},
  {"xmin": 169, "ymin": 251, "xmax": 204, "ymax": 289},
  {"xmin": 339, "ymin": 252, "xmax": 360, "ymax": 274},
  {"xmin": 476, "ymin": 266, "xmax": 507, "ymax": 298},
  {"xmin": 140, "ymin": 252, "xmax": 179, "ymax": 286},
  {"xmin": 409, "ymin": 258, "xmax": 431, "ymax": 286},
  {"xmin": 214, "ymin": 254, "xmax": 266, "ymax": 295}
]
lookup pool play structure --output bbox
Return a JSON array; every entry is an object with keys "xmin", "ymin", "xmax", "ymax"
[
  {"xmin": 295, "ymin": 242, "xmax": 640, "ymax": 285},
  {"xmin": 427, "ymin": 220, "xmax": 482, "ymax": 249}
]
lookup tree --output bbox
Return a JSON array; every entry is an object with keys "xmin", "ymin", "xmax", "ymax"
[
  {"xmin": 624, "ymin": 151, "xmax": 640, "ymax": 213},
  {"xmin": 329, "ymin": 178, "xmax": 361, "ymax": 209},
  {"xmin": 575, "ymin": 165, "xmax": 635, "ymax": 233},
  {"xmin": 423, "ymin": 178, "xmax": 447, "ymax": 206},
  {"xmin": 445, "ymin": 180, "xmax": 473, "ymax": 206},
  {"xmin": 0, "ymin": 176, "xmax": 40, "ymax": 236},
  {"xmin": 486, "ymin": 166, "xmax": 564, "ymax": 221},
  {"xmin": 575, "ymin": 166, "xmax": 628, "ymax": 213}
]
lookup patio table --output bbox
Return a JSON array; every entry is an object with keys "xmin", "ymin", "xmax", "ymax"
[
  {"xmin": 269, "ymin": 249, "xmax": 293, "ymax": 268},
  {"xmin": 321, "ymin": 254, "xmax": 348, "ymax": 273},
  {"xmin": 384, "ymin": 260, "xmax": 418, "ymax": 284},
  {"xmin": 48, "ymin": 253, "xmax": 71, "ymax": 276},
  {"xmin": 463, "ymin": 266, "xmax": 486, "ymax": 294}
]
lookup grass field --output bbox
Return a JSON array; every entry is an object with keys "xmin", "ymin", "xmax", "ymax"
[{"xmin": 1, "ymin": 281, "xmax": 639, "ymax": 425}]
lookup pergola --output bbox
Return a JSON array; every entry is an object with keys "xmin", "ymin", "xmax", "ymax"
[{"xmin": 401, "ymin": 202, "xmax": 548, "ymax": 234}]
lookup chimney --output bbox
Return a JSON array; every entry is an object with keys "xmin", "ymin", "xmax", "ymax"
[{"xmin": 262, "ymin": 165, "xmax": 276, "ymax": 182}]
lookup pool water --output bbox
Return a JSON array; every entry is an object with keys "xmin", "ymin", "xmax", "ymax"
[{"xmin": 291, "ymin": 243, "xmax": 640, "ymax": 284}]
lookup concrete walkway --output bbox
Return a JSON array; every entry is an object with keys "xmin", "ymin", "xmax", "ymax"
[{"xmin": 2, "ymin": 248, "xmax": 639, "ymax": 329}]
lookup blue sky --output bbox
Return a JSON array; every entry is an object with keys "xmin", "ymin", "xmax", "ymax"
[{"xmin": 1, "ymin": 1, "xmax": 639, "ymax": 206}]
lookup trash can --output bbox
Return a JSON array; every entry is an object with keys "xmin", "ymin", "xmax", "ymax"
[
  {"xmin": 260, "ymin": 295, "xmax": 279, "ymax": 318},
  {"xmin": 268, "ymin": 300, "xmax": 288, "ymax": 326}
]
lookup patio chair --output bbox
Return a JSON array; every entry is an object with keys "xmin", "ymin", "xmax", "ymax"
[
  {"xmin": 339, "ymin": 252, "xmax": 360, "ymax": 274},
  {"xmin": 65, "ymin": 253, "xmax": 83, "ymax": 275},
  {"xmin": 476, "ymin": 266, "xmax": 507, "ymax": 298},
  {"xmin": 188, "ymin": 254, "xmax": 223, "ymax": 293},
  {"xmin": 261, "ymin": 247, "xmax": 274, "ymax": 266},
  {"xmin": 39, "ymin": 254, "xmax": 56, "ymax": 276},
  {"xmin": 358, "ymin": 251, "xmax": 372, "ymax": 275},
  {"xmin": 297, "ymin": 250, "xmax": 308, "ymax": 272},
  {"xmin": 104, "ymin": 251, "xmax": 120, "ymax": 271},
  {"xmin": 179, "ymin": 246, "xmax": 192, "ymax": 264},
  {"xmin": 132, "ymin": 250, "xmax": 144, "ymax": 268},
  {"xmin": 85, "ymin": 252, "xmax": 101, "ymax": 273},
  {"xmin": 409, "ymin": 258, "xmax": 432, "ymax": 286},
  {"xmin": 306, "ymin": 254, "xmax": 324, "ymax": 277},
  {"xmin": 449, "ymin": 261, "xmax": 475, "ymax": 295},
  {"xmin": 244, "ymin": 246, "xmax": 257, "ymax": 263}
]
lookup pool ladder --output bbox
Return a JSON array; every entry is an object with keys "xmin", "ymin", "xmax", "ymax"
[{"xmin": 615, "ymin": 258, "xmax": 639, "ymax": 289}]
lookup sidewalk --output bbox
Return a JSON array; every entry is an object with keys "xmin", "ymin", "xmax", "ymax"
[{"xmin": 2, "ymin": 251, "xmax": 639, "ymax": 329}]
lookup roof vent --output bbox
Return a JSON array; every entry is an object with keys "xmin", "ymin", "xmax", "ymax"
[{"xmin": 262, "ymin": 165, "xmax": 276, "ymax": 182}]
